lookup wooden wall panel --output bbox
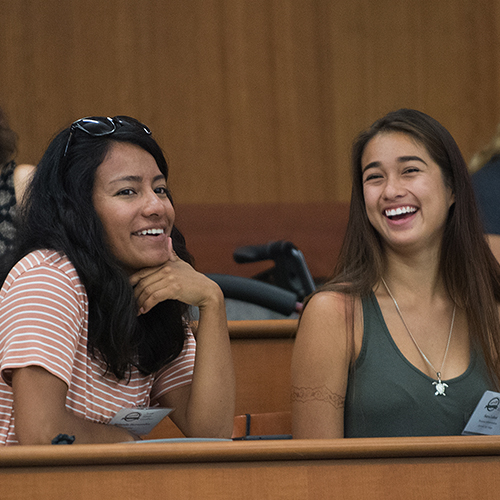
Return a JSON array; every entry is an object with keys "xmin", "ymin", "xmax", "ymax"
[{"xmin": 0, "ymin": 0, "xmax": 499, "ymax": 204}]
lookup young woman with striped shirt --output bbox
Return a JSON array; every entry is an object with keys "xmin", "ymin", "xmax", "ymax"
[{"xmin": 0, "ymin": 116, "xmax": 235, "ymax": 445}]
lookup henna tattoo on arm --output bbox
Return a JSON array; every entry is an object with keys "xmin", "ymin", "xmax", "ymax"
[{"xmin": 291, "ymin": 385, "xmax": 345, "ymax": 409}]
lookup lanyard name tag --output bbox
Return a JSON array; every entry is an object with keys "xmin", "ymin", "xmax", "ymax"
[
  {"xmin": 110, "ymin": 407, "xmax": 174, "ymax": 436},
  {"xmin": 463, "ymin": 390, "xmax": 500, "ymax": 436}
]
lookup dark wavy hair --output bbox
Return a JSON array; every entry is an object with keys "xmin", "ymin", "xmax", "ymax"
[
  {"xmin": 0, "ymin": 117, "xmax": 193, "ymax": 380},
  {"xmin": 306, "ymin": 108, "xmax": 500, "ymax": 385}
]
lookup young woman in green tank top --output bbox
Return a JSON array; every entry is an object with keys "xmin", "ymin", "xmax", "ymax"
[{"xmin": 292, "ymin": 109, "xmax": 500, "ymax": 438}]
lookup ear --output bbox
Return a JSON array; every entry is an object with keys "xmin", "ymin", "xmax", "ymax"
[
  {"xmin": 449, "ymin": 195, "xmax": 455, "ymax": 208},
  {"xmin": 447, "ymin": 187, "xmax": 455, "ymax": 208}
]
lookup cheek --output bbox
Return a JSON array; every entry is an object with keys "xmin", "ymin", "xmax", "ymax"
[
  {"xmin": 362, "ymin": 189, "xmax": 385, "ymax": 230},
  {"xmin": 362, "ymin": 192, "xmax": 376, "ymax": 225},
  {"xmin": 363, "ymin": 187, "xmax": 377, "ymax": 212},
  {"xmin": 97, "ymin": 210, "xmax": 125, "ymax": 247},
  {"xmin": 94, "ymin": 197, "xmax": 126, "ymax": 235},
  {"xmin": 166, "ymin": 204, "xmax": 176, "ymax": 229}
]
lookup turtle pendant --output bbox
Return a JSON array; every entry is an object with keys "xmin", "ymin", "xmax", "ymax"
[{"xmin": 432, "ymin": 375, "xmax": 448, "ymax": 396}]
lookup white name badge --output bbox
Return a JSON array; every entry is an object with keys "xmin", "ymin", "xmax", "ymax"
[
  {"xmin": 110, "ymin": 407, "xmax": 174, "ymax": 436},
  {"xmin": 462, "ymin": 390, "xmax": 500, "ymax": 436}
]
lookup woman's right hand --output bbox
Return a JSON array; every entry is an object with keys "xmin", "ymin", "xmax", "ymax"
[{"xmin": 130, "ymin": 237, "xmax": 224, "ymax": 315}]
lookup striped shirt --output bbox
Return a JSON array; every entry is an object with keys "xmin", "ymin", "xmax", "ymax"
[{"xmin": 0, "ymin": 250, "xmax": 195, "ymax": 445}]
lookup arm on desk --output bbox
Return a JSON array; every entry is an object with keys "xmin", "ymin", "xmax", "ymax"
[{"xmin": 12, "ymin": 366, "xmax": 137, "ymax": 445}]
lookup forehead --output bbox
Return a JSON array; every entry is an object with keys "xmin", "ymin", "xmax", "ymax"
[
  {"xmin": 95, "ymin": 142, "xmax": 164, "ymax": 182},
  {"xmin": 361, "ymin": 132, "xmax": 430, "ymax": 166}
]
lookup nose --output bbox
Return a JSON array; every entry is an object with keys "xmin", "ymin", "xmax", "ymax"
[
  {"xmin": 382, "ymin": 174, "xmax": 406, "ymax": 200},
  {"xmin": 142, "ymin": 190, "xmax": 167, "ymax": 217}
]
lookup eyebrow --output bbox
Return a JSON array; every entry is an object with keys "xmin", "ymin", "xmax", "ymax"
[
  {"xmin": 108, "ymin": 174, "xmax": 166, "ymax": 184},
  {"xmin": 362, "ymin": 155, "xmax": 428, "ymax": 173}
]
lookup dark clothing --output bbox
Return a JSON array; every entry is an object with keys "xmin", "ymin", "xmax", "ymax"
[
  {"xmin": 472, "ymin": 156, "xmax": 500, "ymax": 235},
  {"xmin": 344, "ymin": 293, "xmax": 492, "ymax": 437}
]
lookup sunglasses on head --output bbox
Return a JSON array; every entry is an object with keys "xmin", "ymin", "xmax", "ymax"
[{"xmin": 63, "ymin": 115, "xmax": 152, "ymax": 157}]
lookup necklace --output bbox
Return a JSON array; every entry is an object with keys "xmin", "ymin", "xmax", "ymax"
[{"xmin": 381, "ymin": 278, "xmax": 456, "ymax": 396}]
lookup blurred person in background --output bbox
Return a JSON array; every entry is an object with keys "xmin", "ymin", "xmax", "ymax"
[
  {"xmin": 0, "ymin": 106, "xmax": 35, "ymax": 258},
  {"xmin": 469, "ymin": 124, "xmax": 500, "ymax": 262}
]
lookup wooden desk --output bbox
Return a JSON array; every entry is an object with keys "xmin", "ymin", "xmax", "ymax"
[
  {"xmin": 230, "ymin": 319, "xmax": 297, "ymax": 415},
  {"xmin": 1, "ymin": 436, "xmax": 499, "ymax": 499}
]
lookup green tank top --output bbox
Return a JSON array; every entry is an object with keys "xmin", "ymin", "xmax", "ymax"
[{"xmin": 344, "ymin": 293, "xmax": 493, "ymax": 437}]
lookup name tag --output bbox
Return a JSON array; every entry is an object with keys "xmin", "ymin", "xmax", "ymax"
[
  {"xmin": 110, "ymin": 407, "xmax": 173, "ymax": 436},
  {"xmin": 462, "ymin": 391, "xmax": 500, "ymax": 435}
]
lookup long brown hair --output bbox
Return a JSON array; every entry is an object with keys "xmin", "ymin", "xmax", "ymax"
[{"xmin": 306, "ymin": 108, "xmax": 500, "ymax": 385}]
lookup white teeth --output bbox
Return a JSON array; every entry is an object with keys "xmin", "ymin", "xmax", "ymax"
[
  {"xmin": 385, "ymin": 206, "xmax": 417, "ymax": 217},
  {"xmin": 136, "ymin": 228, "xmax": 164, "ymax": 236}
]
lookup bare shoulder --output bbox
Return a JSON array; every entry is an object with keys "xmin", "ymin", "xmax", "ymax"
[
  {"xmin": 299, "ymin": 290, "xmax": 358, "ymax": 334},
  {"xmin": 303, "ymin": 289, "xmax": 349, "ymax": 313},
  {"xmin": 295, "ymin": 290, "xmax": 360, "ymax": 355},
  {"xmin": 487, "ymin": 234, "xmax": 500, "ymax": 264},
  {"xmin": 13, "ymin": 163, "xmax": 36, "ymax": 202}
]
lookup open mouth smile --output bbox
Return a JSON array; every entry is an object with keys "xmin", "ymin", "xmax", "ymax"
[
  {"xmin": 133, "ymin": 228, "xmax": 165, "ymax": 236},
  {"xmin": 384, "ymin": 206, "xmax": 418, "ymax": 221}
]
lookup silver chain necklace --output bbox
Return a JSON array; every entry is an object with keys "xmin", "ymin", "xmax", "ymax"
[{"xmin": 381, "ymin": 278, "xmax": 456, "ymax": 396}]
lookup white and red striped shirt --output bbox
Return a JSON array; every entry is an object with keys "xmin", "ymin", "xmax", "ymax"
[{"xmin": 0, "ymin": 250, "xmax": 195, "ymax": 445}]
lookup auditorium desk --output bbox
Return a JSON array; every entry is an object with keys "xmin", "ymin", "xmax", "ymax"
[
  {"xmin": 1, "ymin": 436, "xmax": 500, "ymax": 499},
  {"xmin": 230, "ymin": 319, "xmax": 297, "ymax": 415}
]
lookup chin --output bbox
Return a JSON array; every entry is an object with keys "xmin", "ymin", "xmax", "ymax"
[
  {"xmin": 121, "ymin": 256, "xmax": 169, "ymax": 274},
  {"xmin": 138, "ymin": 259, "xmax": 168, "ymax": 269}
]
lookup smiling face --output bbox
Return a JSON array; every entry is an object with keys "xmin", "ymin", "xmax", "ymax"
[
  {"xmin": 361, "ymin": 132, "xmax": 455, "ymax": 252},
  {"xmin": 93, "ymin": 141, "xmax": 175, "ymax": 274}
]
